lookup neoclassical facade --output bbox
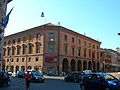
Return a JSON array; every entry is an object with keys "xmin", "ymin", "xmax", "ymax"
[{"xmin": 3, "ymin": 23, "xmax": 101, "ymax": 75}]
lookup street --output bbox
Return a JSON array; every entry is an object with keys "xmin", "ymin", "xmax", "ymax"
[{"xmin": 0, "ymin": 76, "xmax": 80, "ymax": 90}]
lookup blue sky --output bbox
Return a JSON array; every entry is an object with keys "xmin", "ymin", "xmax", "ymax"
[{"xmin": 6, "ymin": 0, "xmax": 120, "ymax": 50}]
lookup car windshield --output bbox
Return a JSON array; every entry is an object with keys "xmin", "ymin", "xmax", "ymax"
[
  {"xmin": 102, "ymin": 74, "xmax": 118, "ymax": 80},
  {"xmin": 31, "ymin": 72, "xmax": 42, "ymax": 76}
]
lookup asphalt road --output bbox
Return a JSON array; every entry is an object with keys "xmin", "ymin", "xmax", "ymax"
[{"xmin": 0, "ymin": 76, "xmax": 80, "ymax": 90}]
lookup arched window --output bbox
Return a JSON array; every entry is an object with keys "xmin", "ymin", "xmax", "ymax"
[
  {"xmin": 35, "ymin": 42, "xmax": 41, "ymax": 53},
  {"xmin": 12, "ymin": 46, "xmax": 16, "ymax": 55},
  {"xmin": 28, "ymin": 43, "xmax": 34, "ymax": 54},
  {"xmin": 22, "ymin": 44, "xmax": 27, "ymax": 54}
]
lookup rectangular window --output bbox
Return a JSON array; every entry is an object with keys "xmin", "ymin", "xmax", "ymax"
[
  {"xmin": 13, "ymin": 39, "xmax": 15, "ymax": 44},
  {"xmin": 72, "ymin": 37, "xmax": 74, "ymax": 43},
  {"xmin": 48, "ymin": 44, "xmax": 54, "ymax": 54},
  {"xmin": 8, "ymin": 40, "xmax": 11, "ymax": 44},
  {"xmin": 72, "ymin": 47, "xmax": 74, "ymax": 55},
  {"xmin": 84, "ymin": 41, "xmax": 86, "ymax": 47},
  {"xmin": 18, "ymin": 38, "xmax": 21, "ymax": 43},
  {"xmin": 78, "ymin": 39, "xmax": 81, "ymax": 45},
  {"xmin": 84, "ymin": 48, "xmax": 87, "ymax": 57},
  {"xmin": 64, "ymin": 46, "xmax": 67, "ymax": 54},
  {"xmin": 50, "ymin": 33, "xmax": 54, "ymax": 41},
  {"xmin": 22, "ymin": 58, "xmax": 24, "ymax": 62},
  {"xmin": 64, "ymin": 35, "xmax": 67, "ymax": 41},
  {"xmin": 36, "ymin": 33, "xmax": 41, "ymax": 40},
  {"xmin": 16, "ymin": 58, "xmax": 19, "ymax": 62},
  {"xmin": 78, "ymin": 48, "xmax": 81, "ymax": 56},
  {"xmin": 23, "ymin": 37, "xmax": 26, "ymax": 42},
  {"xmin": 4, "ymin": 42, "xmax": 6, "ymax": 46},
  {"xmin": 35, "ymin": 58, "xmax": 39, "ymax": 62}
]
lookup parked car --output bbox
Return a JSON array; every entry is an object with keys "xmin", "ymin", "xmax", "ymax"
[
  {"xmin": 7, "ymin": 71, "xmax": 12, "ymax": 76},
  {"xmin": 64, "ymin": 72, "xmax": 85, "ymax": 83},
  {"xmin": 0, "ymin": 71, "xmax": 10, "ymax": 86},
  {"xmin": 16, "ymin": 71, "xmax": 25, "ymax": 78},
  {"xmin": 80, "ymin": 73, "xmax": 120, "ymax": 90},
  {"xmin": 30, "ymin": 71, "xmax": 44, "ymax": 83}
]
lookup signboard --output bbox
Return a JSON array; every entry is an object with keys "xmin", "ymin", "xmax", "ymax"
[{"xmin": 45, "ymin": 53, "xmax": 58, "ymax": 63}]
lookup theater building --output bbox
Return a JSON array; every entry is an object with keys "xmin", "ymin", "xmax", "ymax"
[{"xmin": 3, "ymin": 23, "xmax": 101, "ymax": 75}]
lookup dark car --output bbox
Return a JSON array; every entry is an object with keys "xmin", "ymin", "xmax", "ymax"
[
  {"xmin": 64, "ymin": 72, "xmax": 85, "ymax": 83},
  {"xmin": 30, "ymin": 71, "xmax": 44, "ymax": 83},
  {"xmin": 80, "ymin": 73, "xmax": 120, "ymax": 90},
  {"xmin": 16, "ymin": 71, "xmax": 25, "ymax": 78},
  {"xmin": 0, "ymin": 71, "xmax": 10, "ymax": 86}
]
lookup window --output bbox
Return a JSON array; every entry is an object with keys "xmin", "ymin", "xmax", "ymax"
[
  {"xmin": 48, "ymin": 44, "xmax": 54, "ymax": 54},
  {"xmin": 36, "ymin": 33, "xmax": 41, "ymax": 40},
  {"xmin": 18, "ymin": 38, "xmax": 21, "ymax": 43},
  {"xmin": 8, "ymin": 40, "xmax": 11, "ymax": 44},
  {"xmin": 11, "ymin": 59, "xmax": 14, "ymax": 62},
  {"xmin": 12, "ymin": 47, "xmax": 15, "ymax": 55},
  {"xmin": 29, "ymin": 35, "xmax": 33, "ymax": 41},
  {"xmin": 36, "ymin": 42, "xmax": 40, "ymax": 53},
  {"xmin": 89, "ymin": 50, "xmax": 91, "ymax": 58},
  {"xmin": 29, "ymin": 44, "xmax": 33, "ymax": 54},
  {"xmin": 49, "ymin": 33, "xmax": 54, "ymax": 41},
  {"xmin": 23, "ymin": 37, "xmax": 26, "ymax": 42},
  {"xmin": 93, "ymin": 45, "xmax": 95, "ymax": 49},
  {"xmin": 7, "ymin": 48, "xmax": 11, "ymax": 56},
  {"xmin": 72, "ymin": 37, "xmax": 74, "ymax": 43},
  {"xmin": 22, "ymin": 58, "xmax": 24, "ymax": 62},
  {"xmin": 97, "ymin": 45, "xmax": 99, "ymax": 49},
  {"xmin": 35, "ymin": 58, "xmax": 39, "ymax": 62},
  {"xmin": 16, "ymin": 58, "xmax": 19, "ymax": 62},
  {"xmin": 64, "ymin": 45, "xmax": 67, "ymax": 54},
  {"xmin": 22, "ymin": 45, "xmax": 26, "ymax": 54},
  {"xmin": 78, "ymin": 48, "xmax": 81, "ymax": 56},
  {"xmin": 64, "ymin": 35, "xmax": 67, "ymax": 41},
  {"xmin": 13, "ymin": 39, "xmax": 15, "ymax": 44},
  {"xmin": 84, "ymin": 41, "xmax": 86, "ymax": 47},
  {"xmin": 72, "ymin": 47, "xmax": 75, "ymax": 55},
  {"xmin": 78, "ymin": 39, "xmax": 81, "ymax": 45},
  {"xmin": 84, "ymin": 48, "xmax": 87, "ymax": 57},
  {"xmin": 7, "ymin": 59, "xmax": 9, "ymax": 62},
  {"xmin": 17, "ymin": 46, "xmax": 21, "ymax": 55},
  {"xmin": 88, "ymin": 43, "xmax": 91, "ymax": 48},
  {"xmin": 28, "ymin": 58, "xmax": 31, "ymax": 62}
]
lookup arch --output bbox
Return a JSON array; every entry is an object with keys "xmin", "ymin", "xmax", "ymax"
[
  {"xmin": 21, "ymin": 66, "xmax": 25, "ymax": 72},
  {"xmin": 6, "ymin": 65, "xmax": 9, "ymax": 71},
  {"xmin": 88, "ymin": 61, "xmax": 92, "ymax": 70},
  {"xmin": 77, "ymin": 60, "xmax": 82, "ymax": 71},
  {"xmin": 10, "ymin": 66, "xmax": 14, "ymax": 73},
  {"xmin": 97, "ymin": 62, "xmax": 100, "ymax": 72},
  {"xmin": 70, "ymin": 59, "xmax": 76, "ymax": 72},
  {"xmin": 93, "ymin": 61, "xmax": 96, "ymax": 72},
  {"xmin": 27, "ymin": 66, "xmax": 32, "ymax": 70},
  {"xmin": 16, "ymin": 66, "xmax": 19, "ymax": 72},
  {"xmin": 62, "ymin": 58, "xmax": 69, "ymax": 73},
  {"xmin": 83, "ymin": 61, "xmax": 87, "ymax": 70}
]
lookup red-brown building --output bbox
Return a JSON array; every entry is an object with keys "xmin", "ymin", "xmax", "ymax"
[{"xmin": 3, "ymin": 23, "xmax": 101, "ymax": 75}]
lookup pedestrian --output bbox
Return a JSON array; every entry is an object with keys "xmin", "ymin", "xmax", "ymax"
[{"xmin": 25, "ymin": 71, "xmax": 31, "ymax": 90}]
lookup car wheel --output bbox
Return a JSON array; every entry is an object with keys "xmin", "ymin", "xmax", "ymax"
[
  {"xmin": 105, "ymin": 87, "xmax": 110, "ymax": 90},
  {"xmin": 64, "ymin": 78, "xmax": 68, "ymax": 82},
  {"xmin": 81, "ymin": 85, "xmax": 85, "ymax": 90},
  {"xmin": 42, "ymin": 79, "xmax": 44, "ymax": 83}
]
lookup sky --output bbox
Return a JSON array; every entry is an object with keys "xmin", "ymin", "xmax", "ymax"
[{"xmin": 5, "ymin": 0, "xmax": 120, "ymax": 50}]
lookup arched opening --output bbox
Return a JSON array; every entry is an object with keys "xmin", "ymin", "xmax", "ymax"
[
  {"xmin": 97, "ymin": 62, "xmax": 100, "ymax": 72},
  {"xmin": 16, "ymin": 66, "xmax": 19, "ymax": 72},
  {"xmin": 70, "ymin": 59, "xmax": 76, "ymax": 72},
  {"xmin": 10, "ymin": 66, "xmax": 14, "ymax": 73},
  {"xmin": 88, "ymin": 61, "xmax": 92, "ymax": 70},
  {"xmin": 21, "ymin": 66, "xmax": 25, "ymax": 72},
  {"xmin": 77, "ymin": 60, "xmax": 82, "ymax": 71},
  {"xmin": 93, "ymin": 61, "xmax": 96, "ymax": 72},
  {"xmin": 62, "ymin": 58, "xmax": 69, "ymax": 73},
  {"xmin": 83, "ymin": 61, "xmax": 87, "ymax": 70}
]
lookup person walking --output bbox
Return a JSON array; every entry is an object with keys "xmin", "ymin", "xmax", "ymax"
[{"xmin": 25, "ymin": 71, "xmax": 31, "ymax": 90}]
